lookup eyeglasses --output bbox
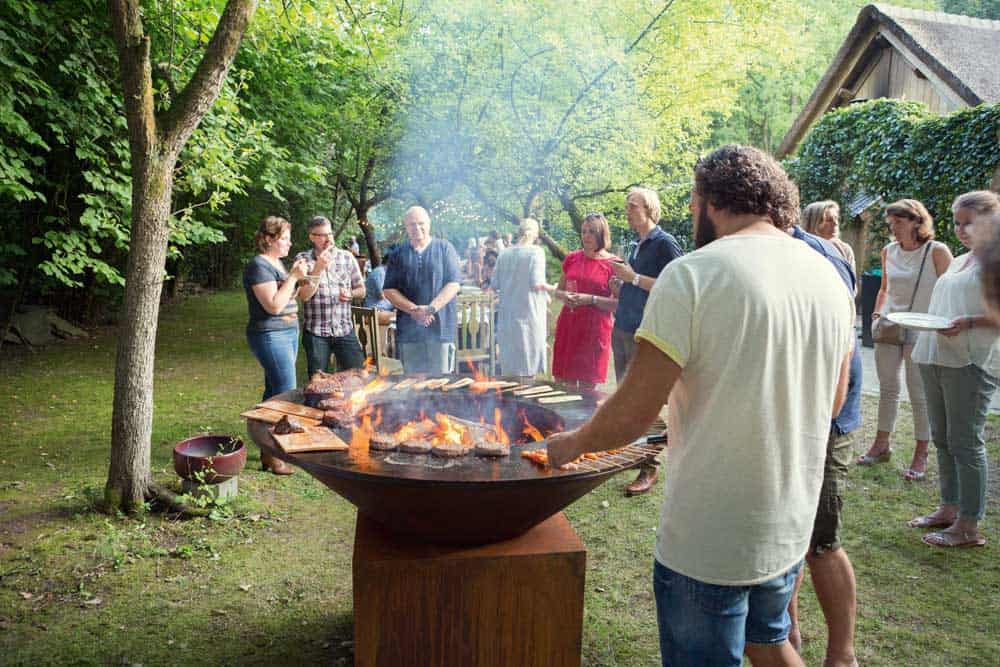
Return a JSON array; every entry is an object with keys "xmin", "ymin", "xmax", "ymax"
[
  {"xmin": 584, "ymin": 212, "xmax": 606, "ymax": 221},
  {"xmin": 310, "ymin": 232, "xmax": 334, "ymax": 238}
]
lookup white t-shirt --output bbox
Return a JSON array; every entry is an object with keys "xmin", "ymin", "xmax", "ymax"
[{"xmin": 635, "ymin": 233, "xmax": 855, "ymax": 586}]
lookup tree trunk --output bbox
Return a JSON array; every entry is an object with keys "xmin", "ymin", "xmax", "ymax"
[
  {"xmin": 105, "ymin": 0, "xmax": 257, "ymax": 513},
  {"xmin": 358, "ymin": 213, "xmax": 381, "ymax": 267},
  {"xmin": 106, "ymin": 156, "xmax": 173, "ymax": 510}
]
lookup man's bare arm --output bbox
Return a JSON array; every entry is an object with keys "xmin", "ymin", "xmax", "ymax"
[
  {"xmin": 831, "ymin": 348, "xmax": 852, "ymax": 418},
  {"xmin": 383, "ymin": 288, "xmax": 415, "ymax": 313},
  {"xmin": 547, "ymin": 340, "xmax": 681, "ymax": 467},
  {"xmin": 430, "ymin": 282, "xmax": 461, "ymax": 312}
]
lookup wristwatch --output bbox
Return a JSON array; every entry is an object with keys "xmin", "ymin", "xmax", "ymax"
[
  {"xmin": 427, "ymin": 304, "xmax": 437, "ymax": 316},
  {"xmin": 631, "ymin": 273, "xmax": 641, "ymax": 287}
]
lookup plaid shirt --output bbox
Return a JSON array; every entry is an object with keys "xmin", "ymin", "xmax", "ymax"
[{"xmin": 295, "ymin": 248, "xmax": 363, "ymax": 338}]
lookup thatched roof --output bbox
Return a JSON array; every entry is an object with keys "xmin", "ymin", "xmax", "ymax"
[{"xmin": 777, "ymin": 4, "xmax": 1000, "ymax": 158}]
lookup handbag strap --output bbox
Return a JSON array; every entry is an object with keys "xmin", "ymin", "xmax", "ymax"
[{"xmin": 905, "ymin": 243, "xmax": 932, "ymax": 312}]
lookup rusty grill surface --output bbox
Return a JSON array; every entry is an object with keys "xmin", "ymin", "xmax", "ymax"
[{"xmin": 247, "ymin": 376, "xmax": 665, "ymax": 543}]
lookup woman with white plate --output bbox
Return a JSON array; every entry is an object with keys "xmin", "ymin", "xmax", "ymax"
[
  {"xmin": 908, "ymin": 191, "xmax": 1000, "ymax": 548},
  {"xmin": 860, "ymin": 200, "xmax": 952, "ymax": 479}
]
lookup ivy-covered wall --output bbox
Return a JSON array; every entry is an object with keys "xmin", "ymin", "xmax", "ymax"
[{"xmin": 785, "ymin": 99, "xmax": 1000, "ymax": 269}]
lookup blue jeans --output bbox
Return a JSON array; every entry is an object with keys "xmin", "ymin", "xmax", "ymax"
[
  {"xmin": 400, "ymin": 340, "xmax": 455, "ymax": 374},
  {"xmin": 652, "ymin": 559, "xmax": 802, "ymax": 666},
  {"xmin": 302, "ymin": 329, "xmax": 365, "ymax": 378},
  {"xmin": 246, "ymin": 326, "xmax": 299, "ymax": 400},
  {"xmin": 919, "ymin": 363, "xmax": 999, "ymax": 521}
]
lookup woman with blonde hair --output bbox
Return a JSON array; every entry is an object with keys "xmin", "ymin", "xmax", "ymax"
[
  {"xmin": 490, "ymin": 218, "xmax": 549, "ymax": 378},
  {"xmin": 802, "ymin": 200, "xmax": 856, "ymax": 273},
  {"xmin": 860, "ymin": 199, "xmax": 952, "ymax": 480},
  {"xmin": 908, "ymin": 191, "xmax": 1000, "ymax": 547}
]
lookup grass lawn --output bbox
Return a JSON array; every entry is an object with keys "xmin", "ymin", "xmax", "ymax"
[{"xmin": 2, "ymin": 290, "xmax": 999, "ymax": 665}]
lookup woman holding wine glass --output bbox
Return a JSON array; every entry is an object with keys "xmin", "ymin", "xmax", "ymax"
[{"xmin": 550, "ymin": 213, "xmax": 619, "ymax": 389}]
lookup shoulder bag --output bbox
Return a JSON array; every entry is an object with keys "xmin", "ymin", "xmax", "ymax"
[{"xmin": 872, "ymin": 243, "xmax": 931, "ymax": 345}]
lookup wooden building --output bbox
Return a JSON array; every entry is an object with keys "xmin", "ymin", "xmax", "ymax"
[
  {"xmin": 777, "ymin": 4, "xmax": 1000, "ymax": 276},
  {"xmin": 778, "ymin": 4, "xmax": 1000, "ymax": 158}
]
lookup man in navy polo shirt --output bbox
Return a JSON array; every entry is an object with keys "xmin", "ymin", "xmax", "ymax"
[
  {"xmin": 786, "ymin": 222, "xmax": 862, "ymax": 667},
  {"xmin": 383, "ymin": 206, "xmax": 462, "ymax": 374},
  {"xmin": 610, "ymin": 187, "xmax": 684, "ymax": 496}
]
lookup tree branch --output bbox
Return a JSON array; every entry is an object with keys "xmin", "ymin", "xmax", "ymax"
[
  {"xmin": 545, "ymin": 0, "xmax": 676, "ymax": 156},
  {"xmin": 108, "ymin": 0, "xmax": 157, "ymax": 161},
  {"xmin": 159, "ymin": 0, "xmax": 257, "ymax": 155}
]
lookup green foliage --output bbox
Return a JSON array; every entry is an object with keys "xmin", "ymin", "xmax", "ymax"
[
  {"xmin": 786, "ymin": 99, "xmax": 1000, "ymax": 265},
  {"xmin": 940, "ymin": 0, "xmax": 1000, "ymax": 19},
  {"xmin": 710, "ymin": 0, "xmax": 938, "ymax": 152}
]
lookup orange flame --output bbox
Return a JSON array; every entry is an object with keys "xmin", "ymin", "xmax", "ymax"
[
  {"xmin": 522, "ymin": 421, "xmax": 544, "ymax": 442},
  {"xmin": 349, "ymin": 377, "xmax": 392, "ymax": 413},
  {"xmin": 351, "ymin": 413, "xmax": 374, "ymax": 449},
  {"xmin": 432, "ymin": 412, "xmax": 469, "ymax": 445},
  {"xmin": 493, "ymin": 408, "xmax": 510, "ymax": 444}
]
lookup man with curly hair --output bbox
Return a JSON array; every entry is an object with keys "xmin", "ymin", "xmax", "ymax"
[{"xmin": 548, "ymin": 145, "xmax": 855, "ymax": 666}]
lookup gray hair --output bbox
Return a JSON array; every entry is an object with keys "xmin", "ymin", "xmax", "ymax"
[
  {"xmin": 628, "ymin": 187, "xmax": 662, "ymax": 225},
  {"xmin": 308, "ymin": 216, "xmax": 331, "ymax": 230}
]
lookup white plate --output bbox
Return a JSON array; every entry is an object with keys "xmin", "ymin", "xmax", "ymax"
[{"xmin": 885, "ymin": 312, "xmax": 952, "ymax": 331}]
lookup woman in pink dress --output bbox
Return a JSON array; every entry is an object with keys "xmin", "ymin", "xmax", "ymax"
[{"xmin": 551, "ymin": 213, "xmax": 619, "ymax": 388}]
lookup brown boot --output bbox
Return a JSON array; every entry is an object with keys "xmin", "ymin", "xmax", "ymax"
[
  {"xmin": 260, "ymin": 450, "xmax": 294, "ymax": 475},
  {"xmin": 625, "ymin": 464, "xmax": 657, "ymax": 496}
]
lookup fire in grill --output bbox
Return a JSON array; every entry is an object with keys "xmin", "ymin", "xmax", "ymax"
[{"xmin": 246, "ymin": 371, "xmax": 665, "ymax": 544}]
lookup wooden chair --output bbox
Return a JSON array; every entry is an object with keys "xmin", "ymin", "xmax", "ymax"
[
  {"xmin": 455, "ymin": 291, "xmax": 496, "ymax": 376},
  {"xmin": 351, "ymin": 306, "xmax": 404, "ymax": 376}
]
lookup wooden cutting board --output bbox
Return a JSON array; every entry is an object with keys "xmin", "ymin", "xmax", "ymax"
[
  {"xmin": 272, "ymin": 425, "xmax": 348, "ymax": 453},
  {"xmin": 240, "ymin": 407, "xmax": 322, "ymax": 427},
  {"xmin": 257, "ymin": 399, "xmax": 325, "ymax": 421}
]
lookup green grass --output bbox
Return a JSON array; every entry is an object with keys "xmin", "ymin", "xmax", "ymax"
[{"xmin": 1, "ymin": 290, "xmax": 999, "ymax": 665}]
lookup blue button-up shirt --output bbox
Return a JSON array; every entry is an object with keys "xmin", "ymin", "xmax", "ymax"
[
  {"xmin": 614, "ymin": 226, "xmax": 684, "ymax": 334},
  {"xmin": 383, "ymin": 238, "xmax": 461, "ymax": 343},
  {"xmin": 792, "ymin": 225, "xmax": 862, "ymax": 435}
]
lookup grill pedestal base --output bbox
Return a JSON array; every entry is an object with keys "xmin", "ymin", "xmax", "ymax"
[{"xmin": 353, "ymin": 512, "xmax": 586, "ymax": 666}]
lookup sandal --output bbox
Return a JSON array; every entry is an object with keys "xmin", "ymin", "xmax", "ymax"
[
  {"xmin": 903, "ymin": 468, "xmax": 926, "ymax": 481},
  {"xmin": 922, "ymin": 530, "xmax": 986, "ymax": 548},
  {"xmin": 857, "ymin": 449, "xmax": 892, "ymax": 466},
  {"xmin": 907, "ymin": 514, "xmax": 954, "ymax": 529}
]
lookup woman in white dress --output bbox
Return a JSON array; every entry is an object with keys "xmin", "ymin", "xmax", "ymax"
[
  {"xmin": 859, "ymin": 199, "xmax": 952, "ymax": 479},
  {"xmin": 490, "ymin": 218, "xmax": 549, "ymax": 378},
  {"xmin": 908, "ymin": 191, "xmax": 1000, "ymax": 547}
]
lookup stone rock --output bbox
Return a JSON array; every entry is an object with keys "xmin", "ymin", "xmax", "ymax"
[
  {"xmin": 47, "ymin": 313, "xmax": 88, "ymax": 339},
  {"xmin": 11, "ymin": 309, "xmax": 55, "ymax": 346}
]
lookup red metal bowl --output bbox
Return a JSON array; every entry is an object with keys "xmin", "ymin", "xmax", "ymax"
[{"xmin": 173, "ymin": 435, "xmax": 247, "ymax": 483}]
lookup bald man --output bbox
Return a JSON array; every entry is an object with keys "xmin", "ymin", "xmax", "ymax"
[{"xmin": 383, "ymin": 206, "xmax": 462, "ymax": 374}]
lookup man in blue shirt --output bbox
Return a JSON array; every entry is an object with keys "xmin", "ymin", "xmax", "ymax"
[
  {"xmin": 383, "ymin": 207, "xmax": 462, "ymax": 374},
  {"xmin": 610, "ymin": 187, "xmax": 684, "ymax": 496},
  {"xmin": 787, "ymin": 223, "xmax": 862, "ymax": 667}
]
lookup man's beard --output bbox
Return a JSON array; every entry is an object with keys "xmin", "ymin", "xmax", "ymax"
[{"xmin": 694, "ymin": 207, "xmax": 718, "ymax": 248}]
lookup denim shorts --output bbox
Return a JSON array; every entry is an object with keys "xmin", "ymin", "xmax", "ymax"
[{"xmin": 652, "ymin": 559, "xmax": 802, "ymax": 666}]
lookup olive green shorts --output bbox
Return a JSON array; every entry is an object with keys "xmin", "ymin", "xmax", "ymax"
[{"xmin": 809, "ymin": 429, "xmax": 856, "ymax": 555}]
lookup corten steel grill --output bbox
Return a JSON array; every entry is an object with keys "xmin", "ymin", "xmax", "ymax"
[{"xmin": 247, "ymin": 377, "xmax": 664, "ymax": 544}]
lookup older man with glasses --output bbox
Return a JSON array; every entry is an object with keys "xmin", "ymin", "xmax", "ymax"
[{"xmin": 296, "ymin": 216, "xmax": 367, "ymax": 378}]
